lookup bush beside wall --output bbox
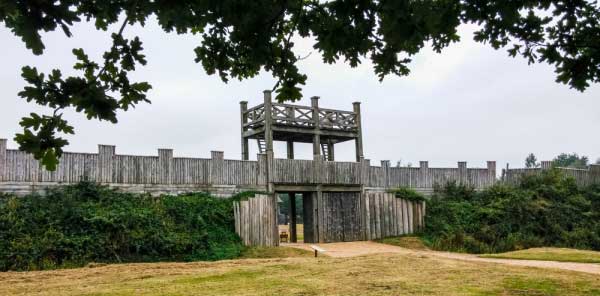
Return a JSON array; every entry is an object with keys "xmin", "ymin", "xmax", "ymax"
[
  {"xmin": 424, "ymin": 169, "xmax": 600, "ymax": 253},
  {"xmin": 0, "ymin": 181, "xmax": 244, "ymax": 271}
]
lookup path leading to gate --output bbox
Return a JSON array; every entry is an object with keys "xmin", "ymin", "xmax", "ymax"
[{"xmin": 283, "ymin": 241, "xmax": 600, "ymax": 275}]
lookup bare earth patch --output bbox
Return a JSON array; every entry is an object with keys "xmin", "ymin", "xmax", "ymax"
[{"xmin": 286, "ymin": 241, "xmax": 600, "ymax": 275}]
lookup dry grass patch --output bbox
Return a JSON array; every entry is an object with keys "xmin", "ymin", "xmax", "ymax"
[
  {"xmin": 481, "ymin": 247, "xmax": 600, "ymax": 264},
  {"xmin": 279, "ymin": 224, "xmax": 304, "ymax": 241},
  {"xmin": 1, "ymin": 252, "xmax": 600, "ymax": 295},
  {"xmin": 240, "ymin": 246, "xmax": 313, "ymax": 259}
]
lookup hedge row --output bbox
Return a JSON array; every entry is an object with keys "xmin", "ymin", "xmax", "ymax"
[
  {"xmin": 0, "ymin": 181, "xmax": 244, "ymax": 271},
  {"xmin": 423, "ymin": 169, "xmax": 600, "ymax": 253}
]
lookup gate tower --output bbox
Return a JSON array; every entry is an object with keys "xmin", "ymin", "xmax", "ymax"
[{"xmin": 240, "ymin": 90, "xmax": 363, "ymax": 163}]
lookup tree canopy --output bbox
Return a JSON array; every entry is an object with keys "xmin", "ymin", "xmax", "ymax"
[
  {"xmin": 525, "ymin": 153, "xmax": 540, "ymax": 168},
  {"xmin": 2, "ymin": 0, "xmax": 600, "ymax": 169},
  {"xmin": 553, "ymin": 153, "xmax": 590, "ymax": 169}
]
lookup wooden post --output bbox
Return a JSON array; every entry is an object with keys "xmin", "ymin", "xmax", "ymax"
[
  {"xmin": 257, "ymin": 153, "xmax": 268, "ymax": 187},
  {"xmin": 0, "ymin": 139, "xmax": 6, "ymax": 182},
  {"xmin": 487, "ymin": 161, "xmax": 496, "ymax": 185},
  {"xmin": 264, "ymin": 90, "xmax": 275, "ymax": 193},
  {"xmin": 458, "ymin": 161, "xmax": 467, "ymax": 184},
  {"xmin": 287, "ymin": 141, "xmax": 294, "ymax": 159},
  {"xmin": 210, "ymin": 151, "xmax": 224, "ymax": 185},
  {"xmin": 316, "ymin": 188, "xmax": 324, "ymax": 243},
  {"xmin": 240, "ymin": 101, "xmax": 249, "ymax": 160},
  {"xmin": 289, "ymin": 193, "xmax": 297, "ymax": 243},
  {"xmin": 353, "ymin": 102, "xmax": 364, "ymax": 162},
  {"xmin": 285, "ymin": 105, "xmax": 295, "ymax": 159},
  {"xmin": 327, "ymin": 141, "xmax": 334, "ymax": 161},
  {"xmin": 158, "ymin": 148, "xmax": 173, "ymax": 184},
  {"xmin": 590, "ymin": 165, "xmax": 600, "ymax": 184},
  {"xmin": 97, "ymin": 144, "xmax": 115, "ymax": 183},
  {"xmin": 360, "ymin": 158, "xmax": 371, "ymax": 187},
  {"xmin": 381, "ymin": 160, "xmax": 390, "ymax": 188},
  {"xmin": 311, "ymin": 96, "xmax": 321, "ymax": 161},
  {"xmin": 419, "ymin": 161, "xmax": 429, "ymax": 188}
]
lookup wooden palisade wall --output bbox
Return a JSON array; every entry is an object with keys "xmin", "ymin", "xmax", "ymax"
[
  {"xmin": 0, "ymin": 139, "xmax": 504, "ymax": 196},
  {"xmin": 362, "ymin": 192, "xmax": 425, "ymax": 240},
  {"xmin": 233, "ymin": 194, "xmax": 278, "ymax": 247}
]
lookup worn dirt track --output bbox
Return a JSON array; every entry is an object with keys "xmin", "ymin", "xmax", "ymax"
[{"xmin": 284, "ymin": 241, "xmax": 600, "ymax": 275}]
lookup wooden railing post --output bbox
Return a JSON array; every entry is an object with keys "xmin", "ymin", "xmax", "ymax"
[
  {"xmin": 97, "ymin": 144, "xmax": 115, "ymax": 183},
  {"xmin": 353, "ymin": 102, "xmax": 364, "ymax": 162},
  {"xmin": 158, "ymin": 148, "xmax": 173, "ymax": 184},
  {"xmin": 240, "ymin": 101, "xmax": 249, "ymax": 160},
  {"xmin": 311, "ymin": 96, "xmax": 321, "ymax": 161},
  {"xmin": 210, "ymin": 151, "xmax": 224, "ymax": 185},
  {"xmin": 0, "ymin": 139, "xmax": 6, "ymax": 182}
]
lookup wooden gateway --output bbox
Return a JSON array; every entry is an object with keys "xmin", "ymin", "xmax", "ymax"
[{"xmin": 235, "ymin": 91, "xmax": 425, "ymax": 246}]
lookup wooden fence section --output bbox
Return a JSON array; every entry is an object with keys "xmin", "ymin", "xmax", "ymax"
[
  {"xmin": 362, "ymin": 192, "xmax": 425, "ymax": 240},
  {"xmin": 0, "ymin": 139, "xmax": 499, "ymax": 191},
  {"xmin": 366, "ymin": 161, "xmax": 496, "ymax": 189},
  {"xmin": 504, "ymin": 164, "xmax": 600, "ymax": 187},
  {"xmin": 233, "ymin": 194, "xmax": 278, "ymax": 247}
]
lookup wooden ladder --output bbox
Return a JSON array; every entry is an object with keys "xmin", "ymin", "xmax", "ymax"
[
  {"xmin": 257, "ymin": 137, "xmax": 267, "ymax": 153},
  {"xmin": 321, "ymin": 143, "xmax": 330, "ymax": 161}
]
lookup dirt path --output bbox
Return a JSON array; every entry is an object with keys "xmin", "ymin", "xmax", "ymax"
[{"xmin": 283, "ymin": 241, "xmax": 600, "ymax": 275}]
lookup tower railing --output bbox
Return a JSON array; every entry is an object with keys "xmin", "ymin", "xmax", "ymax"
[{"xmin": 242, "ymin": 102, "xmax": 358, "ymax": 131}]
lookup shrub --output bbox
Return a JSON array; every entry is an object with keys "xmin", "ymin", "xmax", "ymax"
[
  {"xmin": 389, "ymin": 187, "xmax": 426, "ymax": 202},
  {"xmin": 424, "ymin": 169, "xmax": 600, "ymax": 253},
  {"xmin": 0, "ymin": 181, "xmax": 245, "ymax": 271}
]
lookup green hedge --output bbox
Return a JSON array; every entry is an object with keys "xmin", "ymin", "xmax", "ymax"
[
  {"xmin": 423, "ymin": 169, "xmax": 600, "ymax": 253},
  {"xmin": 0, "ymin": 181, "xmax": 245, "ymax": 271}
]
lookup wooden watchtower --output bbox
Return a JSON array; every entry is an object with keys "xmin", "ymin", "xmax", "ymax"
[{"xmin": 240, "ymin": 90, "xmax": 364, "ymax": 162}]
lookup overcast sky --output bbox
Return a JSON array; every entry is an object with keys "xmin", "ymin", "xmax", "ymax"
[{"xmin": 1, "ymin": 18, "xmax": 599, "ymax": 170}]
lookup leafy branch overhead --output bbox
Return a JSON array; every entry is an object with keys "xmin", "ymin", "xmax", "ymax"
[{"xmin": 1, "ymin": 0, "xmax": 599, "ymax": 170}]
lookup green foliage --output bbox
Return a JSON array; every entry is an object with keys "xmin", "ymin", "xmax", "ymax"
[
  {"xmin": 525, "ymin": 153, "xmax": 540, "ymax": 168},
  {"xmin": 0, "ymin": 181, "xmax": 244, "ymax": 271},
  {"xmin": 2, "ymin": 1, "xmax": 599, "ymax": 170},
  {"xmin": 424, "ymin": 170, "xmax": 600, "ymax": 253},
  {"xmin": 389, "ymin": 187, "xmax": 426, "ymax": 202},
  {"xmin": 553, "ymin": 153, "xmax": 590, "ymax": 169},
  {"xmin": 278, "ymin": 193, "xmax": 304, "ymax": 223}
]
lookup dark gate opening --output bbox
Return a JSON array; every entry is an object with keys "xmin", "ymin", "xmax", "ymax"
[{"xmin": 278, "ymin": 192, "xmax": 318, "ymax": 243}]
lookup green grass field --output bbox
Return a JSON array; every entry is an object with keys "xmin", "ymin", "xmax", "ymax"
[
  {"xmin": 375, "ymin": 236, "xmax": 430, "ymax": 250},
  {"xmin": 1, "ymin": 250, "xmax": 599, "ymax": 295},
  {"xmin": 480, "ymin": 248, "xmax": 600, "ymax": 264}
]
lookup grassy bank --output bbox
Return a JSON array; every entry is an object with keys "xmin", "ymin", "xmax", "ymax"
[
  {"xmin": 1, "ymin": 252, "xmax": 599, "ymax": 295},
  {"xmin": 480, "ymin": 248, "xmax": 600, "ymax": 264}
]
